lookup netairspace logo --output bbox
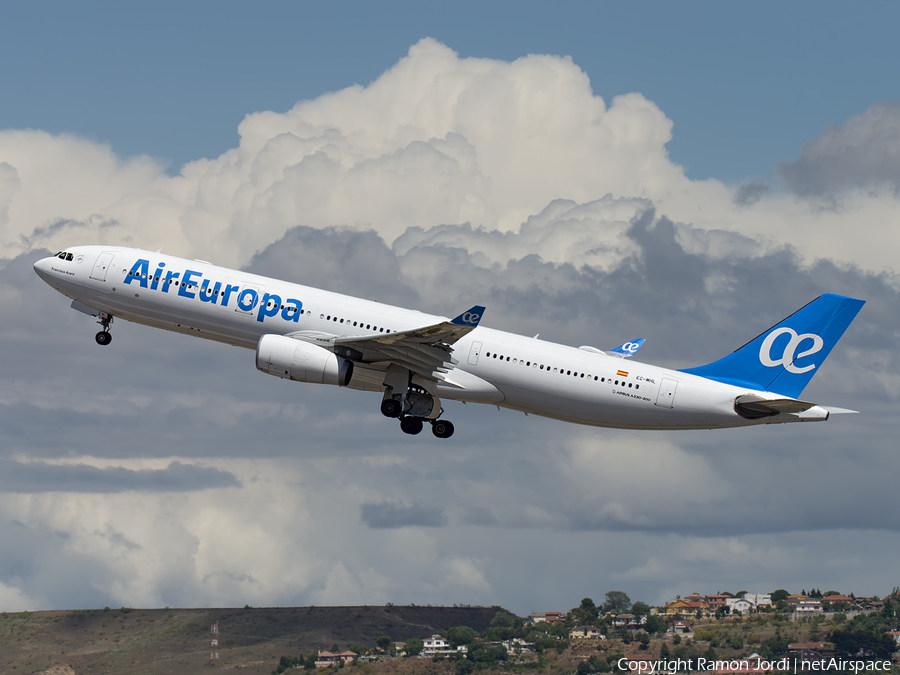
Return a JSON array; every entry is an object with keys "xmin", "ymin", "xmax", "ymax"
[{"xmin": 618, "ymin": 658, "xmax": 894, "ymax": 674}]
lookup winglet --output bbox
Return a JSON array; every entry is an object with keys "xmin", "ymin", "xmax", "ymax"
[
  {"xmin": 451, "ymin": 305, "xmax": 486, "ymax": 327},
  {"xmin": 608, "ymin": 338, "xmax": 646, "ymax": 359}
]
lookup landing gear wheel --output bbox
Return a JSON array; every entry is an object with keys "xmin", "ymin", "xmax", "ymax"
[
  {"xmin": 381, "ymin": 399, "xmax": 402, "ymax": 418},
  {"xmin": 95, "ymin": 331, "xmax": 112, "ymax": 346},
  {"xmin": 431, "ymin": 420, "xmax": 454, "ymax": 439},
  {"xmin": 400, "ymin": 417, "xmax": 424, "ymax": 435}
]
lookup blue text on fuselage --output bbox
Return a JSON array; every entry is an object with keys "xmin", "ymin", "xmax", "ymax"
[{"xmin": 123, "ymin": 258, "xmax": 302, "ymax": 323}]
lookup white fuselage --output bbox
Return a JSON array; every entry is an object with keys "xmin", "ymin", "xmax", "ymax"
[{"xmin": 34, "ymin": 246, "xmax": 831, "ymax": 430}]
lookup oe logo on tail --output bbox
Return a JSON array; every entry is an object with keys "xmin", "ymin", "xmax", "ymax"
[{"xmin": 759, "ymin": 327, "xmax": 824, "ymax": 374}]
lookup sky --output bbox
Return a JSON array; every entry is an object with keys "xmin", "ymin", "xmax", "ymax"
[{"xmin": 1, "ymin": 2, "xmax": 899, "ymax": 616}]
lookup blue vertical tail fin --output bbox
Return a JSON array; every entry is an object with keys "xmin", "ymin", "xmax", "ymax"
[{"xmin": 680, "ymin": 293, "xmax": 865, "ymax": 398}]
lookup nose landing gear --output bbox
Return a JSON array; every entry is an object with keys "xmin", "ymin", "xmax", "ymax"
[{"xmin": 95, "ymin": 312, "xmax": 113, "ymax": 346}]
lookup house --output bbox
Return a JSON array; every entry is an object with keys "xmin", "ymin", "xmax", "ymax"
[
  {"xmin": 315, "ymin": 651, "xmax": 358, "ymax": 667},
  {"xmin": 422, "ymin": 635, "xmax": 467, "ymax": 657},
  {"xmin": 706, "ymin": 595, "xmax": 730, "ymax": 611},
  {"xmin": 786, "ymin": 596, "xmax": 823, "ymax": 613},
  {"xmin": 570, "ymin": 626, "xmax": 605, "ymax": 639},
  {"xmin": 726, "ymin": 598, "xmax": 753, "ymax": 614},
  {"xmin": 503, "ymin": 638, "xmax": 538, "ymax": 653},
  {"xmin": 789, "ymin": 642, "xmax": 836, "ymax": 662},
  {"xmin": 528, "ymin": 611, "xmax": 566, "ymax": 624},
  {"xmin": 742, "ymin": 594, "xmax": 772, "ymax": 608},
  {"xmin": 665, "ymin": 621, "xmax": 693, "ymax": 637},
  {"xmin": 664, "ymin": 600, "xmax": 706, "ymax": 615}
]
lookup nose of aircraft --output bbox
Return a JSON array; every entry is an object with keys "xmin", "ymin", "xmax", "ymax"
[{"xmin": 33, "ymin": 256, "xmax": 53, "ymax": 282}]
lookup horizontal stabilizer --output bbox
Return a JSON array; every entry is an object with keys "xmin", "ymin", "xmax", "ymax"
[{"xmin": 821, "ymin": 406, "xmax": 860, "ymax": 415}]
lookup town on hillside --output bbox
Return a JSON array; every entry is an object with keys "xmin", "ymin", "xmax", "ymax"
[{"xmin": 274, "ymin": 589, "xmax": 900, "ymax": 675}]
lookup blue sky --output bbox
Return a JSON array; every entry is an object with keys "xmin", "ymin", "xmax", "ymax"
[
  {"xmin": 2, "ymin": 1, "xmax": 900, "ymax": 618},
  {"xmin": 4, "ymin": 1, "xmax": 898, "ymax": 182}
]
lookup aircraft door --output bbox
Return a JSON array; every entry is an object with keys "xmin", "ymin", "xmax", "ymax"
[
  {"xmin": 655, "ymin": 377, "xmax": 678, "ymax": 408},
  {"xmin": 467, "ymin": 341, "xmax": 483, "ymax": 366},
  {"xmin": 234, "ymin": 285, "xmax": 260, "ymax": 316},
  {"xmin": 89, "ymin": 252, "xmax": 115, "ymax": 281}
]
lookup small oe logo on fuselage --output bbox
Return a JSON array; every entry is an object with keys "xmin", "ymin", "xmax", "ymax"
[{"xmin": 759, "ymin": 327, "xmax": 824, "ymax": 374}]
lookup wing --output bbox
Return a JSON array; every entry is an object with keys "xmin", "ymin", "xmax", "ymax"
[{"xmin": 316, "ymin": 305, "xmax": 485, "ymax": 383}]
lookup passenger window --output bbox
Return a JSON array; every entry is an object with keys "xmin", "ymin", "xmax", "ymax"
[
  {"xmin": 601, "ymin": 377, "xmax": 605, "ymax": 382},
  {"xmin": 594, "ymin": 376, "xmax": 598, "ymax": 381},
  {"xmin": 628, "ymin": 383, "xmax": 633, "ymax": 388},
  {"xmin": 635, "ymin": 385, "xmax": 639, "ymax": 390}
]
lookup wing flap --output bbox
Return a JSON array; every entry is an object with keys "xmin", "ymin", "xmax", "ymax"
[{"xmin": 332, "ymin": 305, "xmax": 485, "ymax": 383}]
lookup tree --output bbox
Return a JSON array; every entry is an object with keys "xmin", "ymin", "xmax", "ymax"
[
  {"xmin": 605, "ymin": 591, "xmax": 632, "ymax": 613},
  {"xmin": 632, "ymin": 602, "xmax": 651, "ymax": 618},
  {"xmin": 273, "ymin": 655, "xmax": 305, "ymax": 675},
  {"xmin": 446, "ymin": 626, "xmax": 477, "ymax": 648},
  {"xmin": 644, "ymin": 614, "xmax": 665, "ymax": 634},
  {"xmin": 771, "ymin": 589, "xmax": 789, "ymax": 604},
  {"xmin": 761, "ymin": 636, "xmax": 789, "ymax": 658},
  {"xmin": 331, "ymin": 644, "xmax": 340, "ymax": 653},
  {"xmin": 404, "ymin": 638, "xmax": 424, "ymax": 657},
  {"xmin": 376, "ymin": 636, "xmax": 393, "ymax": 652},
  {"xmin": 660, "ymin": 643, "xmax": 671, "ymax": 660},
  {"xmin": 580, "ymin": 597, "xmax": 601, "ymax": 620},
  {"xmin": 728, "ymin": 636, "xmax": 743, "ymax": 651}
]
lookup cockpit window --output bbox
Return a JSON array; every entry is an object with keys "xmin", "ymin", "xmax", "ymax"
[
  {"xmin": 56, "ymin": 251, "xmax": 74, "ymax": 261},
  {"xmin": 66, "ymin": 253, "xmax": 74, "ymax": 261}
]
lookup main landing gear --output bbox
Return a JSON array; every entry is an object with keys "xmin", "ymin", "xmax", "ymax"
[
  {"xmin": 381, "ymin": 389, "xmax": 455, "ymax": 438},
  {"xmin": 95, "ymin": 312, "xmax": 113, "ymax": 346},
  {"xmin": 396, "ymin": 415, "xmax": 454, "ymax": 438}
]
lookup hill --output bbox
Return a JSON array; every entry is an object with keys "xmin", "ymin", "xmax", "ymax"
[{"xmin": 0, "ymin": 605, "xmax": 504, "ymax": 675}]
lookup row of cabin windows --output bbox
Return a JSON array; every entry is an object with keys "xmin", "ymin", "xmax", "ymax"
[
  {"xmin": 319, "ymin": 313, "xmax": 392, "ymax": 333},
  {"xmin": 483, "ymin": 351, "xmax": 641, "ymax": 390}
]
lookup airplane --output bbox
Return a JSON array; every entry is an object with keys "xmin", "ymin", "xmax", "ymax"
[{"xmin": 34, "ymin": 245, "xmax": 865, "ymax": 439}]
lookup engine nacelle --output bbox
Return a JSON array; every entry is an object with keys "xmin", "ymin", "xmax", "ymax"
[{"xmin": 256, "ymin": 334, "xmax": 354, "ymax": 387}]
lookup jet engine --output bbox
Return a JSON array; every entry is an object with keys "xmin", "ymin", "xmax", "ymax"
[{"xmin": 256, "ymin": 334, "xmax": 354, "ymax": 386}]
